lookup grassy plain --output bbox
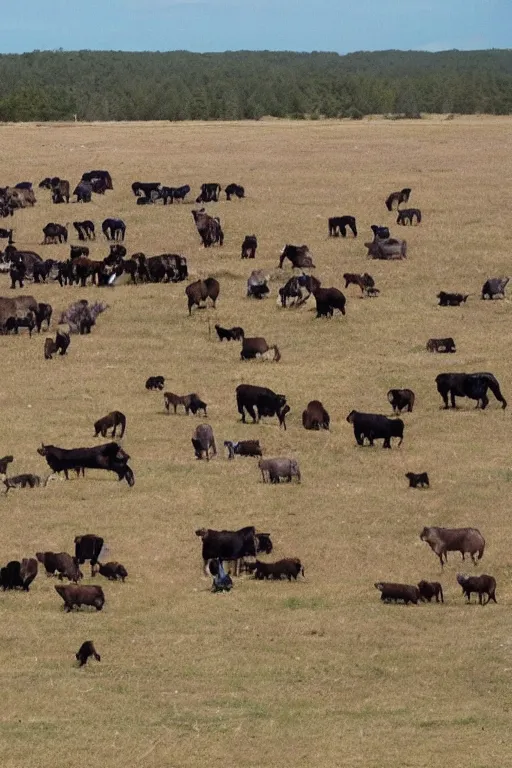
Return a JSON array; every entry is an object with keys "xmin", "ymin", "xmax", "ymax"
[{"xmin": 0, "ymin": 116, "xmax": 512, "ymax": 768}]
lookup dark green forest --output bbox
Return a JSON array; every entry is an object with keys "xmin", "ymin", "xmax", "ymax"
[{"xmin": 1, "ymin": 49, "xmax": 512, "ymax": 122}]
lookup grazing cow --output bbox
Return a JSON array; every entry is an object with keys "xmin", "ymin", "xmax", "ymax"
[
  {"xmin": 254, "ymin": 558, "xmax": 304, "ymax": 580},
  {"xmin": 76, "ymin": 640, "xmax": 101, "ymax": 666},
  {"xmin": 427, "ymin": 337, "xmax": 456, "ymax": 353},
  {"xmin": 313, "ymin": 286, "xmax": 346, "ymax": 318},
  {"xmin": 279, "ymin": 244, "xmax": 315, "ymax": 269},
  {"xmin": 343, "ymin": 273, "xmax": 375, "ymax": 295},
  {"xmin": 406, "ymin": 472, "xmax": 430, "ymax": 488},
  {"xmin": 375, "ymin": 582, "xmax": 419, "ymax": 604},
  {"xmin": 241, "ymin": 235, "xmax": 257, "ymax": 259},
  {"xmin": 196, "ymin": 183, "xmax": 221, "ymax": 203},
  {"xmin": 387, "ymin": 388, "xmax": 415, "ymax": 414},
  {"xmin": 435, "ymin": 372, "xmax": 507, "ymax": 410},
  {"xmin": 420, "ymin": 526, "xmax": 485, "ymax": 567},
  {"xmin": 42, "ymin": 223, "xmax": 68, "ymax": 244},
  {"xmin": 73, "ymin": 220, "xmax": 95, "ymax": 241},
  {"xmin": 236, "ymin": 384, "xmax": 289, "ymax": 429},
  {"xmin": 186, "ymin": 278, "xmax": 220, "ymax": 314},
  {"xmin": 456, "ymin": 573, "xmax": 496, "ymax": 605},
  {"xmin": 247, "ymin": 270, "xmax": 270, "ymax": 299},
  {"xmin": 94, "ymin": 411, "xmax": 126, "ymax": 439},
  {"xmin": 385, "ymin": 188, "xmax": 411, "ymax": 211},
  {"xmin": 241, "ymin": 337, "xmax": 281, "ymax": 362},
  {"xmin": 365, "ymin": 237, "xmax": 407, "ymax": 260},
  {"xmin": 73, "ymin": 182, "xmax": 92, "ymax": 203},
  {"xmin": 192, "ymin": 424, "xmax": 217, "ymax": 461},
  {"xmin": 278, "ymin": 274, "xmax": 320, "ymax": 307},
  {"xmin": 102, "ymin": 218, "xmax": 126, "ymax": 241},
  {"xmin": 20, "ymin": 558, "xmax": 38, "ymax": 591},
  {"xmin": 209, "ymin": 559, "xmax": 233, "ymax": 592},
  {"xmin": 0, "ymin": 455, "xmax": 14, "ymax": 475},
  {"xmin": 160, "ymin": 184, "xmax": 191, "ymax": 204},
  {"xmin": 164, "ymin": 393, "xmax": 207, "ymax": 416},
  {"xmin": 346, "ymin": 411, "xmax": 404, "ymax": 448},
  {"xmin": 52, "ymin": 552, "xmax": 83, "ymax": 583},
  {"xmin": 146, "ymin": 375, "xmax": 165, "ymax": 390},
  {"xmin": 437, "ymin": 291, "xmax": 468, "ymax": 307},
  {"xmin": 215, "ymin": 324, "xmax": 244, "ymax": 342},
  {"xmin": 39, "ymin": 177, "xmax": 70, "ymax": 203},
  {"xmin": 302, "ymin": 400, "xmax": 330, "ymax": 430},
  {"xmin": 81, "ymin": 171, "xmax": 113, "ymax": 191},
  {"xmin": 370, "ymin": 225, "xmax": 390, "ymax": 240},
  {"xmin": 417, "ymin": 581, "xmax": 443, "ymax": 603},
  {"xmin": 328, "ymin": 216, "xmax": 357, "ymax": 237},
  {"xmin": 195, "ymin": 525, "xmax": 273, "ymax": 576},
  {"xmin": 38, "ymin": 442, "xmax": 134, "ymax": 486},
  {"xmin": 131, "ymin": 181, "xmax": 161, "ymax": 199},
  {"xmin": 3, "ymin": 474, "xmax": 42, "ymax": 494},
  {"xmin": 258, "ymin": 457, "xmax": 301, "ymax": 484},
  {"xmin": 33, "ymin": 261, "xmax": 55, "ymax": 284},
  {"xmin": 70, "ymin": 245, "xmax": 90, "ymax": 259},
  {"xmin": 0, "ymin": 560, "xmax": 24, "ymax": 590},
  {"xmin": 225, "ymin": 183, "xmax": 245, "ymax": 200},
  {"xmin": 55, "ymin": 584, "xmax": 105, "ymax": 612},
  {"xmin": 397, "ymin": 208, "xmax": 421, "ymax": 225},
  {"xmin": 191, "ymin": 209, "xmax": 224, "ymax": 247},
  {"xmin": 481, "ymin": 277, "xmax": 509, "ymax": 300},
  {"xmin": 93, "ymin": 562, "xmax": 128, "ymax": 581},
  {"xmin": 36, "ymin": 551, "xmax": 60, "ymax": 576},
  {"xmin": 224, "ymin": 440, "xmax": 262, "ymax": 459}
]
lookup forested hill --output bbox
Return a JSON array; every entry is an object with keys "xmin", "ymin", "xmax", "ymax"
[{"xmin": 1, "ymin": 49, "xmax": 512, "ymax": 122}]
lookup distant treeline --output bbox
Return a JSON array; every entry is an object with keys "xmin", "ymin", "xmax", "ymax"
[{"xmin": 1, "ymin": 49, "xmax": 512, "ymax": 122}]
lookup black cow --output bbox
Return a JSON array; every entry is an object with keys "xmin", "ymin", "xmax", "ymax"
[
  {"xmin": 73, "ymin": 182, "xmax": 92, "ymax": 203},
  {"xmin": 73, "ymin": 220, "xmax": 95, "ymax": 241},
  {"xmin": 0, "ymin": 560, "xmax": 24, "ymax": 590},
  {"xmin": 81, "ymin": 171, "xmax": 113, "ymax": 190},
  {"xmin": 146, "ymin": 375, "xmax": 165, "ymax": 390},
  {"xmin": 131, "ymin": 181, "xmax": 161, "ymax": 199},
  {"xmin": 102, "ymin": 218, "xmax": 126, "ymax": 241},
  {"xmin": 0, "ymin": 228, "xmax": 14, "ymax": 245},
  {"xmin": 346, "ymin": 410, "xmax": 404, "ymax": 448},
  {"xmin": 225, "ymin": 183, "xmax": 245, "ymax": 200},
  {"xmin": 42, "ymin": 223, "xmax": 68, "ymax": 244},
  {"xmin": 160, "ymin": 184, "xmax": 191, "ymax": 204},
  {"xmin": 437, "ymin": 291, "xmax": 468, "ymax": 307},
  {"xmin": 328, "ymin": 216, "xmax": 357, "ymax": 237},
  {"xmin": 196, "ymin": 183, "xmax": 221, "ymax": 203},
  {"xmin": 75, "ymin": 534, "xmax": 104, "ymax": 576},
  {"xmin": 241, "ymin": 235, "xmax": 257, "ymax": 259},
  {"xmin": 436, "ymin": 372, "xmax": 507, "ymax": 410},
  {"xmin": 236, "ymin": 384, "xmax": 289, "ymax": 429},
  {"xmin": 371, "ymin": 225, "xmax": 390, "ymax": 240},
  {"xmin": 37, "ymin": 442, "xmax": 134, "ymax": 485},
  {"xmin": 313, "ymin": 287, "xmax": 346, "ymax": 318},
  {"xmin": 195, "ymin": 526, "xmax": 273, "ymax": 576}
]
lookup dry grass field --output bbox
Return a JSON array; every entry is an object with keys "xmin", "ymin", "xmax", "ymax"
[{"xmin": 1, "ymin": 116, "xmax": 512, "ymax": 768}]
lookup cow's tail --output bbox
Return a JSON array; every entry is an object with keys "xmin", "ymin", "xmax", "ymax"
[
  {"xmin": 416, "ymin": 210, "xmax": 422, "ymax": 224},
  {"xmin": 486, "ymin": 375, "xmax": 507, "ymax": 409},
  {"xmin": 439, "ymin": 584, "xmax": 444, "ymax": 603},
  {"xmin": 272, "ymin": 345, "xmax": 281, "ymax": 363},
  {"xmin": 301, "ymin": 566, "xmax": 305, "ymax": 578},
  {"xmin": 478, "ymin": 543, "xmax": 485, "ymax": 561}
]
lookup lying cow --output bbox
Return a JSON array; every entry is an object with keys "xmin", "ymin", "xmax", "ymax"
[
  {"xmin": 375, "ymin": 582, "xmax": 419, "ymax": 604},
  {"xmin": 224, "ymin": 440, "xmax": 262, "ymax": 459},
  {"xmin": 254, "ymin": 558, "xmax": 304, "ymax": 580}
]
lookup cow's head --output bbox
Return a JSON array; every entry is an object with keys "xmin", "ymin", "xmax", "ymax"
[
  {"xmin": 37, "ymin": 444, "xmax": 49, "ymax": 457},
  {"xmin": 256, "ymin": 533, "xmax": 273, "ymax": 555},
  {"xmin": 195, "ymin": 528, "xmax": 209, "ymax": 539},
  {"xmin": 346, "ymin": 410, "xmax": 357, "ymax": 424}
]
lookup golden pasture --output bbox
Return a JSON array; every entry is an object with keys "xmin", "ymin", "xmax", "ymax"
[{"xmin": 0, "ymin": 117, "xmax": 512, "ymax": 768}]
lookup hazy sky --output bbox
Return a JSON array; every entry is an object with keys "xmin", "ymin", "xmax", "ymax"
[{"xmin": 2, "ymin": 0, "xmax": 509, "ymax": 54}]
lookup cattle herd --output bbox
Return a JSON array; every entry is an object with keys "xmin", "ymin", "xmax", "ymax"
[{"xmin": 0, "ymin": 163, "xmax": 508, "ymax": 671}]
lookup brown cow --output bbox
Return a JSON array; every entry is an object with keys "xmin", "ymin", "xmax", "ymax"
[
  {"xmin": 420, "ymin": 527, "xmax": 485, "ymax": 567},
  {"xmin": 302, "ymin": 400, "xmax": 330, "ymax": 430},
  {"xmin": 55, "ymin": 584, "xmax": 105, "ymax": 612},
  {"xmin": 375, "ymin": 582, "xmax": 419, "ymax": 604},
  {"xmin": 456, "ymin": 573, "xmax": 496, "ymax": 605},
  {"xmin": 185, "ymin": 278, "xmax": 220, "ymax": 315},
  {"xmin": 254, "ymin": 558, "xmax": 304, "ymax": 580}
]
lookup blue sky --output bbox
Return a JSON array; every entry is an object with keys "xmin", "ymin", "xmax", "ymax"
[{"xmin": 2, "ymin": 0, "xmax": 510, "ymax": 54}]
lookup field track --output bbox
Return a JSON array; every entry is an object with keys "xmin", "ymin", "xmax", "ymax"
[{"xmin": 0, "ymin": 116, "xmax": 511, "ymax": 768}]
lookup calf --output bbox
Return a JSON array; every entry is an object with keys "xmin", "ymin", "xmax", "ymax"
[
  {"xmin": 94, "ymin": 411, "xmax": 126, "ymax": 439},
  {"xmin": 0, "ymin": 455, "xmax": 14, "ymax": 475},
  {"xmin": 302, "ymin": 400, "xmax": 330, "ymax": 430},
  {"xmin": 254, "ymin": 558, "xmax": 304, "ymax": 580},
  {"xmin": 0, "ymin": 560, "xmax": 24, "ymax": 590},
  {"xmin": 417, "ymin": 581, "xmax": 444, "ymax": 603},
  {"xmin": 426, "ymin": 337, "xmax": 456, "ymax": 353},
  {"xmin": 93, "ymin": 561, "xmax": 128, "ymax": 581},
  {"xmin": 405, "ymin": 472, "xmax": 430, "ymax": 488},
  {"xmin": 437, "ymin": 291, "xmax": 468, "ymax": 307},
  {"xmin": 76, "ymin": 640, "xmax": 101, "ymax": 666},
  {"xmin": 215, "ymin": 324, "xmax": 244, "ymax": 342},
  {"xmin": 164, "ymin": 392, "xmax": 207, "ymax": 416},
  {"xmin": 192, "ymin": 424, "xmax": 216, "ymax": 460},
  {"xmin": 3, "ymin": 474, "xmax": 42, "ymax": 494},
  {"xmin": 387, "ymin": 388, "xmax": 415, "ymax": 414},
  {"xmin": 75, "ymin": 534, "xmax": 104, "ymax": 575},
  {"xmin": 374, "ymin": 582, "xmax": 419, "ymax": 604},
  {"xmin": 456, "ymin": 573, "xmax": 496, "ymax": 605},
  {"xmin": 224, "ymin": 440, "xmax": 262, "ymax": 459},
  {"xmin": 146, "ymin": 375, "xmax": 165, "ymax": 390},
  {"xmin": 241, "ymin": 235, "xmax": 257, "ymax": 259}
]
